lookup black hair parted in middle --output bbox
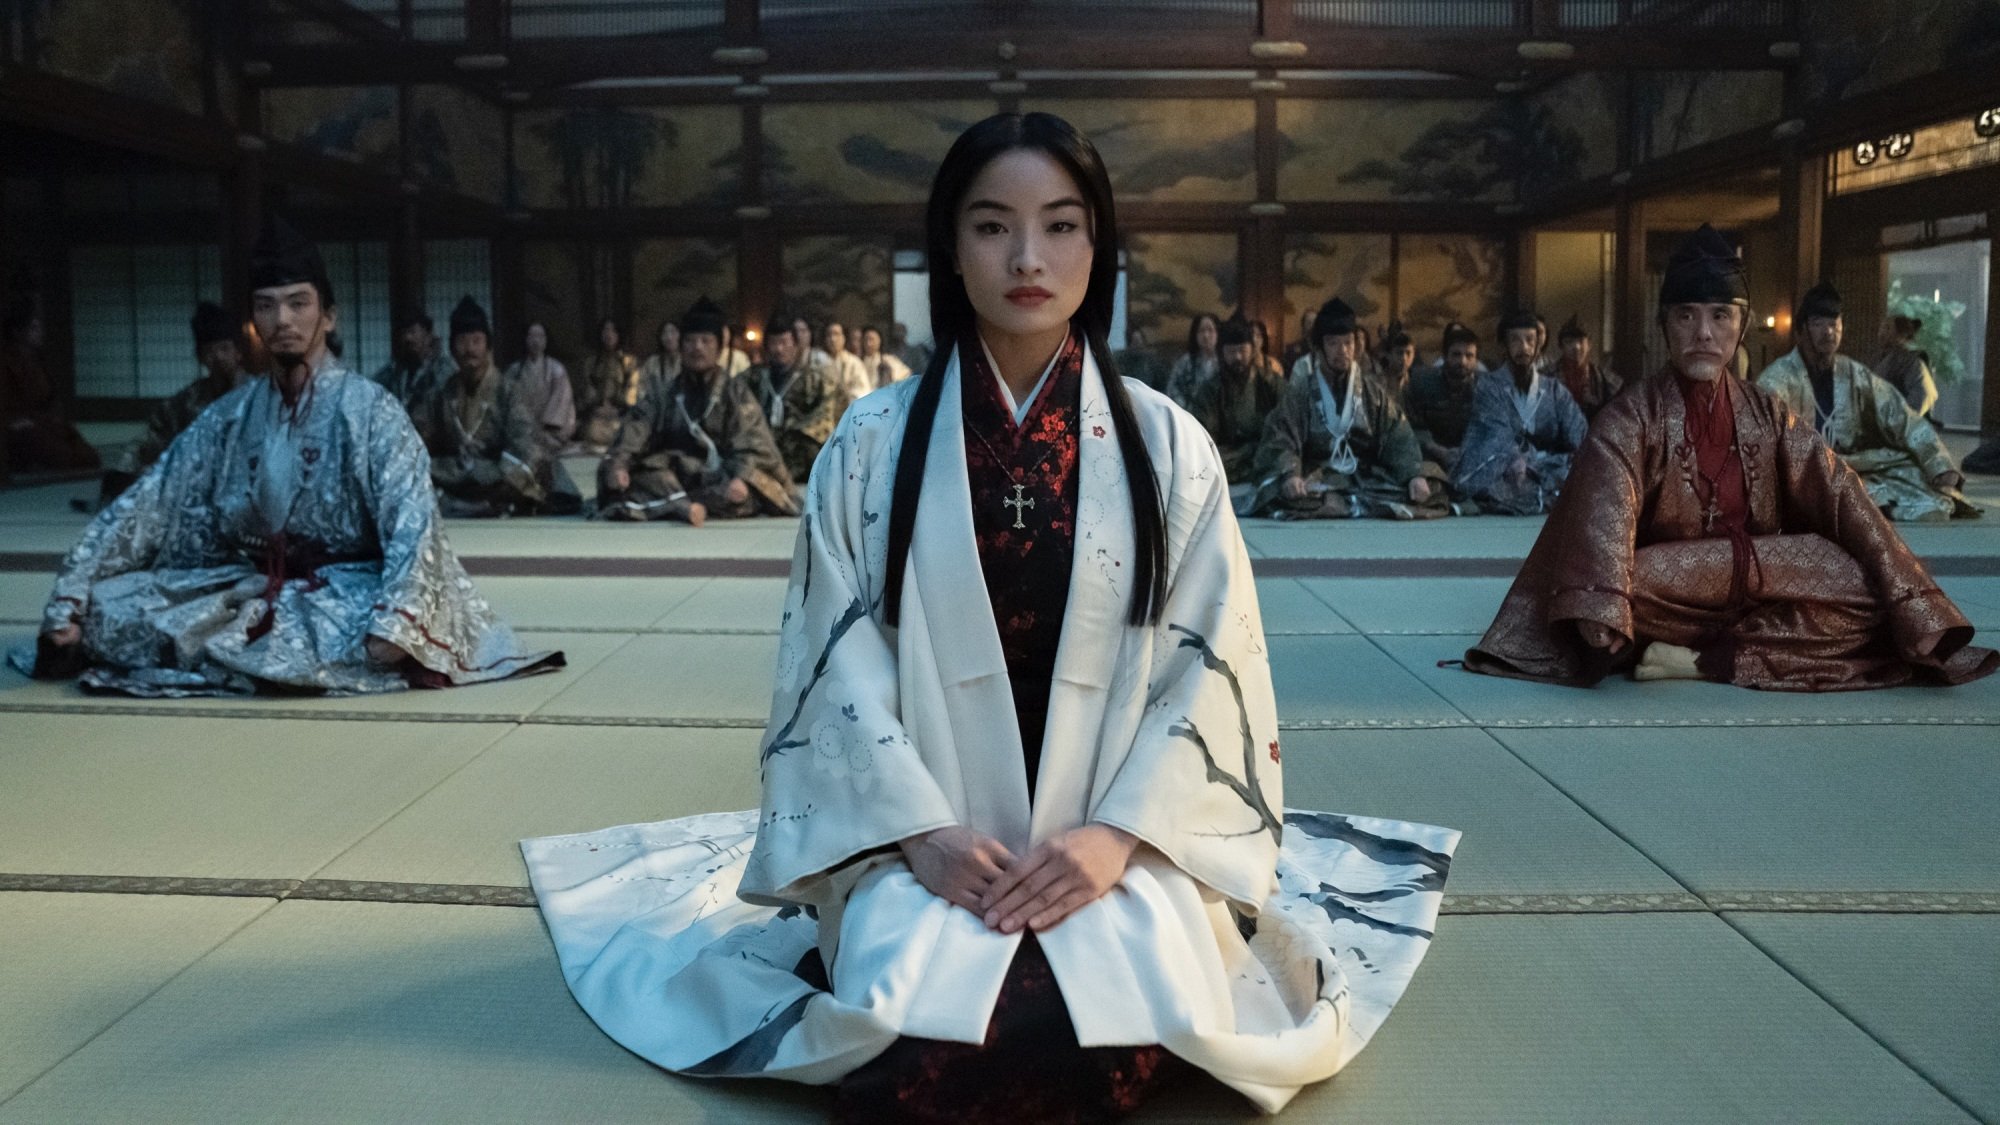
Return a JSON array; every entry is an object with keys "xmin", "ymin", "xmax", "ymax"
[{"xmin": 882, "ymin": 111, "xmax": 1168, "ymax": 630}]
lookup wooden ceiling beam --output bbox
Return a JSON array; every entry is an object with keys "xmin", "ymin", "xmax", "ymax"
[{"xmin": 246, "ymin": 27, "xmax": 1794, "ymax": 91}]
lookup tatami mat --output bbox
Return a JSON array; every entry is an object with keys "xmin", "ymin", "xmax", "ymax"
[
  {"xmin": 1266, "ymin": 635, "xmax": 1468, "ymax": 726},
  {"xmin": 315, "ymin": 725, "xmax": 763, "ymax": 888},
  {"xmin": 0, "ymin": 630, "xmax": 635, "ymax": 722},
  {"xmin": 1152, "ymin": 914, "xmax": 1976, "ymax": 1124},
  {"xmin": 1299, "ymin": 577, "xmax": 1509, "ymax": 635},
  {"xmin": 652, "ymin": 576, "xmax": 789, "ymax": 632},
  {"xmin": 0, "ymin": 899, "xmax": 830, "ymax": 1124},
  {"xmin": 1374, "ymin": 633, "xmax": 2000, "ymax": 726},
  {"xmin": 532, "ymin": 632, "xmax": 779, "ymax": 723},
  {"xmin": 1253, "ymin": 578, "xmax": 1357, "ymax": 635},
  {"xmin": 470, "ymin": 576, "xmax": 707, "ymax": 632},
  {"xmin": 0, "ymin": 714, "xmax": 506, "ymax": 880},
  {"xmin": 1728, "ymin": 913, "xmax": 2000, "ymax": 1122},
  {"xmin": 1280, "ymin": 728, "xmax": 1683, "ymax": 898},
  {"xmin": 0, "ymin": 892, "xmax": 272, "ymax": 1102},
  {"xmin": 1494, "ymin": 725, "xmax": 2000, "ymax": 895}
]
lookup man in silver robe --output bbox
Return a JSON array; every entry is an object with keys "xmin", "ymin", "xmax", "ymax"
[
  {"xmin": 1451, "ymin": 310, "xmax": 1591, "ymax": 515},
  {"xmin": 12, "ymin": 215, "xmax": 562, "ymax": 697}
]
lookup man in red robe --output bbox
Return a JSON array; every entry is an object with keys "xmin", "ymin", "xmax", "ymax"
[{"xmin": 1465, "ymin": 225, "xmax": 1994, "ymax": 691}]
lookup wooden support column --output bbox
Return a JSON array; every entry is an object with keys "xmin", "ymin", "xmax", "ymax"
[
  {"xmin": 391, "ymin": 197, "xmax": 422, "ymax": 320},
  {"xmin": 1983, "ymin": 214, "xmax": 2000, "ymax": 440},
  {"xmin": 1243, "ymin": 81, "xmax": 1284, "ymax": 340},
  {"xmin": 736, "ymin": 101, "xmax": 779, "ymax": 335},
  {"xmin": 1612, "ymin": 193, "xmax": 1648, "ymax": 379},
  {"xmin": 1257, "ymin": 0, "xmax": 1292, "ymax": 39},
  {"xmin": 1776, "ymin": 142, "xmax": 1825, "ymax": 304}
]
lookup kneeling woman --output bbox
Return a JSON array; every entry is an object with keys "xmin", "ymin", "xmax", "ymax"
[{"xmin": 524, "ymin": 114, "xmax": 1458, "ymax": 1121}]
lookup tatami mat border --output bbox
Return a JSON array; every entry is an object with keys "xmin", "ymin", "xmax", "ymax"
[
  {"xmin": 5, "ymin": 552, "xmax": 2000, "ymax": 579},
  {"xmin": 4, "ymin": 701, "xmax": 1998, "ymax": 731},
  {"xmin": 7, "ymin": 875, "xmax": 1996, "ymax": 916}
]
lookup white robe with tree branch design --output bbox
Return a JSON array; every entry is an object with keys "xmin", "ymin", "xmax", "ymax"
[{"xmin": 523, "ymin": 349, "xmax": 1458, "ymax": 1112}]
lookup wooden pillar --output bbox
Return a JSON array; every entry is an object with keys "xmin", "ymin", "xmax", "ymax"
[
  {"xmin": 1983, "ymin": 216, "xmax": 2000, "ymax": 439},
  {"xmin": 1242, "ymin": 82, "xmax": 1284, "ymax": 342},
  {"xmin": 390, "ymin": 197, "xmax": 423, "ymax": 320},
  {"xmin": 1612, "ymin": 193, "xmax": 1648, "ymax": 379},
  {"xmin": 1775, "ymin": 145, "xmax": 1825, "ymax": 311},
  {"xmin": 736, "ymin": 100, "xmax": 779, "ymax": 332}
]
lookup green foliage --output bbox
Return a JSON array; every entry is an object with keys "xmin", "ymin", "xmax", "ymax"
[
  {"xmin": 531, "ymin": 109, "xmax": 679, "ymax": 209},
  {"xmin": 1886, "ymin": 277, "xmax": 1970, "ymax": 385}
]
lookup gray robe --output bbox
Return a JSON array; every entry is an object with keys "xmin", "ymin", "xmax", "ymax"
[
  {"xmin": 1451, "ymin": 369, "xmax": 1590, "ymax": 515},
  {"xmin": 14, "ymin": 364, "xmax": 561, "ymax": 696}
]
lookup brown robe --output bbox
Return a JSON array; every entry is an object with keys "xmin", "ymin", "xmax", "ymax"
[{"xmin": 1465, "ymin": 367, "xmax": 1996, "ymax": 691}]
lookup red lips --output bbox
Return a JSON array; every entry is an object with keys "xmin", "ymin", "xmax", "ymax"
[{"xmin": 1006, "ymin": 286, "xmax": 1054, "ymax": 306}]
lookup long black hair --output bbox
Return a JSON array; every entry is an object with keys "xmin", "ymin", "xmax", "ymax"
[
  {"xmin": 1184, "ymin": 312, "xmax": 1220, "ymax": 360},
  {"xmin": 882, "ymin": 112, "xmax": 1167, "ymax": 629}
]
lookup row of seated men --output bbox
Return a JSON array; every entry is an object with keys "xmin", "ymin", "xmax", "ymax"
[
  {"xmin": 20, "ymin": 217, "xmax": 1993, "ymax": 698},
  {"xmin": 1165, "ymin": 286, "xmax": 1976, "ymax": 524},
  {"xmin": 94, "ymin": 280, "xmax": 1975, "ymax": 531}
]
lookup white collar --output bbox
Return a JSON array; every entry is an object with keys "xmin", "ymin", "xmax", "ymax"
[{"xmin": 978, "ymin": 330, "xmax": 1068, "ymax": 426}]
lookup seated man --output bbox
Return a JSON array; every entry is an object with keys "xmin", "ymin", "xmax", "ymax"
[
  {"xmin": 1404, "ymin": 321, "xmax": 1483, "ymax": 472},
  {"xmin": 1184, "ymin": 316, "xmax": 1286, "ymax": 504},
  {"xmin": 737, "ymin": 310, "xmax": 845, "ymax": 486},
  {"xmin": 13, "ymin": 215, "xmax": 561, "ymax": 697},
  {"xmin": 99, "ymin": 301, "xmax": 249, "ymax": 504},
  {"xmin": 1756, "ymin": 283, "xmax": 1976, "ymax": 521},
  {"xmin": 416, "ymin": 296, "xmax": 581, "ymax": 517},
  {"xmin": 371, "ymin": 305, "xmax": 453, "ymax": 418},
  {"xmin": 1466, "ymin": 225, "xmax": 1994, "ymax": 691},
  {"xmin": 1450, "ymin": 310, "xmax": 1590, "ymax": 516},
  {"xmin": 596, "ymin": 297, "xmax": 797, "ymax": 524},
  {"xmin": 1871, "ymin": 314, "xmax": 1939, "ymax": 418},
  {"xmin": 1243, "ymin": 298, "xmax": 1448, "ymax": 520},
  {"xmin": 2, "ymin": 298, "xmax": 100, "ymax": 474},
  {"xmin": 1553, "ymin": 315, "xmax": 1621, "ymax": 418}
]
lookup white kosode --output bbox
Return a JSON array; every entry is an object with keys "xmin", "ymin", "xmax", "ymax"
[{"xmin": 523, "ymin": 345, "xmax": 1458, "ymax": 1112}]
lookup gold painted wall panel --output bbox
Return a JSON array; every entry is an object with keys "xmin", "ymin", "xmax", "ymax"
[
  {"xmin": 1027, "ymin": 100, "xmax": 1257, "ymax": 203},
  {"xmin": 38, "ymin": 0, "xmax": 202, "ymax": 113},
  {"xmin": 514, "ymin": 106, "xmax": 741, "ymax": 209},
  {"xmin": 763, "ymin": 102, "xmax": 992, "ymax": 205},
  {"xmin": 1278, "ymin": 99, "xmax": 1511, "ymax": 202},
  {"xmin": 1396, "ymin": 235, "xmax": 1505, "ymax": 344},
  {"xmin": 1124, "ymin": 232, "xmax": 1240, "ymax": 351},
  {"xmin": 781, "ymin": 237, "xmax": 894, "ymax": 335},
  {"xmin": 263, "ymin": 87, "xmax": 400, "ymax": 171},
  {"xmin": 1282, "ymin": 233, "xmax": 1393, "ymax": 346},
  {"xmin": 411, "ymin": 86, "xmax": 506, "ymax": 204},
  {"xmin": 632, "ymin": 239, "xmax": 739, "ymax": 344}
]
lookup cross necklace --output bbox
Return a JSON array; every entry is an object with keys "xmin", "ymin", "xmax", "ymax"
[
  {"xmin": 969, "ymin": 421, "xmax": 1066, "ymax": 530},
  {"xmin": 1686, "ymin": 378, "xmax": 1739, "ymax": 533}
]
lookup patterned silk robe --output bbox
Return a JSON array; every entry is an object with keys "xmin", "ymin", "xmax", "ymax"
[
  {"xmin": 16, "ymin": 363, "xmax": 562, "ymax": 696},
  {"xmin": 1755, "ymin": 349, "xmax": 1975, "ymax": 521},
  {"xmin": 1451, "ymin": 369, "xmax": 1591, "ymax": 515},
  {"xmin": 522, "ymin": 346, "xmax": 1458, "ymax": 1112},
  {"xmin": 1466, "ymin": 368, "xmax": 1994, "ymax": 691}
]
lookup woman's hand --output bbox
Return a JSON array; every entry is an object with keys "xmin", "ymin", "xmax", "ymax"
[
  {"xmin": 42, "ymin": 623, "xmax": 81, "ymax": 647},
  {"xmin": 900, "ymin": 826, "xmax": 1015, "ymax": 915},
  {"xmin": 980, "ymin": 824, "xmax": 1138, "ymax": 934}
]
